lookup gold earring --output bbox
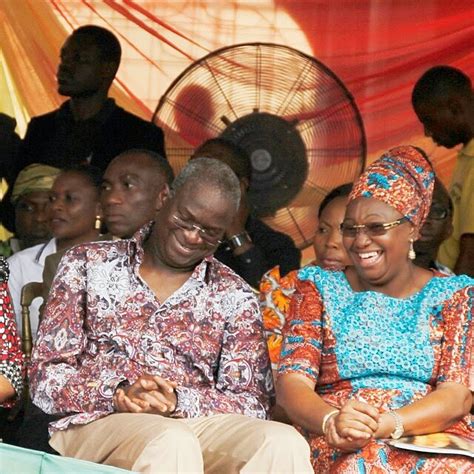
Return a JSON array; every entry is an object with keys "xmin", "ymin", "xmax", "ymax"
[
  {"xmin": 95, "ymin": 215, "xmax": 102, "ymax": 230},
  {"xmin": 408, "ymin": 239, "xmax": 416, "ymax": 260}
]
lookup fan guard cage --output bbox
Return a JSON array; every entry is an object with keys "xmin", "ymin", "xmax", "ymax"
[{"xmin": 153, "ymin": 42, "xmax": 366, "ymax": 249}]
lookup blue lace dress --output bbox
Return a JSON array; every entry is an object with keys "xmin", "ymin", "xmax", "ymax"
[{"xmin": 279, "ymin": 266, "xmax": 473, "ymax": 473}]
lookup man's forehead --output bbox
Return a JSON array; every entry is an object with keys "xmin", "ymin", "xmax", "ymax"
[
  {"xmin": 172, "ymin": 187, "xmax": 234, "ymax": 231},
  {"xmin": 175, "ymin": 180, "xmax": 213, "ymax": 197},
  {"xmin": 106, "ymin": 154, "xmax": 159, "ymax": 178},
  {"xmin": 173, "ymin": 182, "xmax": 229, "ymax": 207},
  {"xmin": 432, "ymin": 185, "xmax": 450, "ymax": 206},
  {"xmin": 62, "ymin": 35, "xmax": 101, "ymax": 54}
]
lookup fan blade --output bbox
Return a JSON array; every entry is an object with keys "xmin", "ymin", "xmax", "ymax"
[
  {"xmin": 276, "ymin": 59, "xmax": 314, "ymax": 117},
  {"xmin": 202, "ymin": 58, "xmax": 239, "ymax": 121},
  {"xmin": 255, "ymin": 44, "xmax": 262, "ymax": 111},
  {"xmin": 163, "ymin": 96, "xmax": 222, "ymax": 135}
]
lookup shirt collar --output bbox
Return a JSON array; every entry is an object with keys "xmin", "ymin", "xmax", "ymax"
[
  {"xmin": 34, "ymin": 238, "xmax": 57, "ymax": 265},
  {"xmin": 192, "ymin": 255, "xmax": 214, "ymax": 284},
  {"xmin": 57, "ymin": 98, "xmax": 117, "ymax": 124},
  {"xmin": 127, "ymin": 222, "xmax": 154, "ymax": 266},
  {"xmin": 460, "ymin": 138, "xmax": 474, "ymax": 158},
  {"xmin": 9, "ymin": 238, "xmax": 21, "ymax": 254}
]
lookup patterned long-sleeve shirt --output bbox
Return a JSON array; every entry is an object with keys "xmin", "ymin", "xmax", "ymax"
[
  {"xmin": 0, "ymin": 265, "xmax": 24, "ymax": 408},
  {"xmin": 29, "ymin": 225, "xmax": 273, "ymax": 432}
]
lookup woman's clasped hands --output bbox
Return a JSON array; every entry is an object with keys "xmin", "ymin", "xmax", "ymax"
[{"xmin": 324, "ymin": 400, "xmax": 387, "ymax": 452}]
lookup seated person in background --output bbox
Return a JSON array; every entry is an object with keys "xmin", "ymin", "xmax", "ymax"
[
  {"xmin": 7, "ymin": 165, "xmax": 103, "ymax": 338},
  {"xmin": 277, "ymin": 145, "xmax": 473, "ymax": 472},
  {"xmin": 17, "ymin": 25, "xmax": 166, "ymax": 175},
  {"xmin": 414, "ymin": 177, "xmax": 454, "ymax": 274},
  {"xmin": 191, "ymin": 137, "xmax": 301, "ymax": 288},
  {"xmin": 260, "ymin": 183, "xmax": 353, "ymax": 368},
  {"xmin": 101, "ymin": 148, "xmax": 174, "ymax": 239},
  {"xmin": 29, "ymin": 158, "xmax": 312, "ymax": 474},
  {"xmin": 412, "ymin": 66, "xmax": 474, "ymax": 276},
  {"xmin": 0, "ymin": 257, "xmax": 24, "ymax": 407},
  {"xmin": 1, "ymin": 164, "xmax": 60, "ymax": 257}
]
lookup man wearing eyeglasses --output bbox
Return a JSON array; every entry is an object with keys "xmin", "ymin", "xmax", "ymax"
[{"xmin": 29, "ymin": 158, "xmax": 312, "ymax": 473}]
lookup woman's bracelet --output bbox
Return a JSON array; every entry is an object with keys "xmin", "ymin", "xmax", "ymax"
[
  {"xmin": 321, "ymin": 409, "xmax": 339, "ymax": 435},
  {"xmin": 387, "ymin": 411, "xmax": 405, "ymax": 439}
]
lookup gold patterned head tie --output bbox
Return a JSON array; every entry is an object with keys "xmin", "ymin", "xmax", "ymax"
[{"xmin": 11, "ymin": 163, "xmax": 61, "ymax": 204}]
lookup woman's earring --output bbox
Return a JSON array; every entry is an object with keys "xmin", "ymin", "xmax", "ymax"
[
  {"xmin": 408, "ymin": 239, "xmax": 416, "ymax": 260},
  {"xmin": 95, "ymin": 215, "xmax": 102, "ymax": 230}
]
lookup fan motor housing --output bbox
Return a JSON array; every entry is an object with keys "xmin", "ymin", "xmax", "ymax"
[{"xmin": 221, "ymin": 111, "xmax": 307, "ymax": 217}]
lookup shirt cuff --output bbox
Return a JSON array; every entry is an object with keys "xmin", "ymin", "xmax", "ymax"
[
  {"xmin": 172, "ymin": 386, "xmax": 201, "ymax": 418},
  {"xmin": 0, "ymin": 360, "xmax": 23, "ymax": 399}
]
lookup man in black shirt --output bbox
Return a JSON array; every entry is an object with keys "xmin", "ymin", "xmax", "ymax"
[
  {"xmin": 17, "ymin": 25, "xmax": 166, "ymax": 173},
  {"xmin": 192, "ymin": 138, "xmax": 301, "ymax": 288}
]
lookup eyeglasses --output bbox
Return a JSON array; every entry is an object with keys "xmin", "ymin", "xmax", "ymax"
[
  {"xmin": 426, "ymin": 206, "xmax": 449, "ymax": 221},
  {"xmin": 172, "ymin": 214, "xmax": 223, "ymax": 246},
  {"xmin": 340, "ymin": 217, "xmax": 408, "ymax": 238}
]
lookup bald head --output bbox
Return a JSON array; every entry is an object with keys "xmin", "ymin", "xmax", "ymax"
[
  {"xmin": 192, "ymin": 138, "xmax": 251, "ymax": 182},
  {"xmin": 412, "ymin": 66, "xmax": 472, "ymax": 108},
  {"xmin": 412, "ymin": 66, "xmax": 474, "ymax": 148}
]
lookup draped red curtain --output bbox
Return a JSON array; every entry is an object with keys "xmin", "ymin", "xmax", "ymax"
[{"xmin": 276, "ymin": 0, "xmax": 474, "ymax": 180}]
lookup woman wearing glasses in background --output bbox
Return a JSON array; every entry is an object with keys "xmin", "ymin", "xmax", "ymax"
[
  {"xmin": 277, "ymin": 146, "xmax": 473, "ymax": 472},
  {"xmin": 414, "ymin": 177, "xmax": 454, "ymax": 274}
]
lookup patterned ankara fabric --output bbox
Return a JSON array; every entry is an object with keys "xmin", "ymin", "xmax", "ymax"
[
  {"xmin": 279, "ymin": 266, "xmax": 473, "ymax": 472},
  {"xmin": 29, "ymin": 224, "xmax": 273, "ymax": 434},
  {"xmin": 259, "ymin": 265, "xmax": 304, "ymax": 369},
  {"xmin": 0, "ymin": 258, "xmax": 24, "ymax": 407},
  {"xmin": 349, "ymin": 145, "xmax": 435, "ymax": 229}
]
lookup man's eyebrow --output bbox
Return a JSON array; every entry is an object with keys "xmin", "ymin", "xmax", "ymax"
[{"xmin": 104, "ymin": 173, "xmax": 142, "ymax": 182}]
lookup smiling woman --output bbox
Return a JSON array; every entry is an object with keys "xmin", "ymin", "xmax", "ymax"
[
  {"xmin": 276, "ymin": 145, "xmax": 474, "ymax": 472},
  {"xmin": 7, "ymin": 165, "xmax": 104, "ymax": 339},
  {"xmin": 341, "ymin": 147, "xmax": 433, "ymax": 295}
]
